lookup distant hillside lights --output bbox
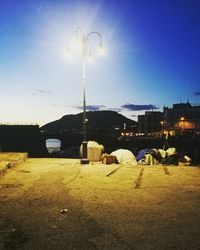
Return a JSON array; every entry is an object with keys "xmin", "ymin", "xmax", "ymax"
[{"xmin": 121, "ymin": 132, "xmax": 135, "ymax": 137}]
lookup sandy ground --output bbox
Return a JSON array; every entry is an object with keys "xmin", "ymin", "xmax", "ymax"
[{"xmin": 0, "ymin": 158, "xmax": 200, "ymax": 249}]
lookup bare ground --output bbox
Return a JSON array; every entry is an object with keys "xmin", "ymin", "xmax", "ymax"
[{"xmin": 0, "ymin": 158, "xmax": 200, "ymax": 249}]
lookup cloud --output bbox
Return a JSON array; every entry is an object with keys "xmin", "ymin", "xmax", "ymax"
[
  {"xmin": 194, "ymin": 91, "xmax": 200, "ymax": 96},
  {"xmin": 121, "ymin": 103, "xmax": 159, "ymax": 111},
  {"xmin": 107, "ymin": 107, "xmax": 122, "ymax": 112},
  {"xmin": 32, "ymin": 89, "xmax": 51, "ymax": 95},
  {"xmin": 73, "ymin": 105, "xmax": 106, "ymax": 111}
]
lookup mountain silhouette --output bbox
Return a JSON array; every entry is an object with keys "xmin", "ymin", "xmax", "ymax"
[{"xmin": 40, "ymin": 111, "xmax": 137, "ymax": 134}]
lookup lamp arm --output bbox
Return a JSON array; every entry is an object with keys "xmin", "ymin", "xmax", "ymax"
[{"xmin": 87, "ymin": 31, "xmax": 103, "ymax": 46}]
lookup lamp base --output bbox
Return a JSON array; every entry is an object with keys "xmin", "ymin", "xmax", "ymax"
[{"xmin": 80, "ymin": 158, "xmax": 89, "ymax": 164}]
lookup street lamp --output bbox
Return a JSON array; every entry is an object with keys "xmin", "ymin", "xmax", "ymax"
[
  {"xmin": 67, "ymin": 27, "xmax": 105, "ymax": 164},
  {"xmin": 180, "ymin": 116, "xmax": 185, "ymax": 136}
]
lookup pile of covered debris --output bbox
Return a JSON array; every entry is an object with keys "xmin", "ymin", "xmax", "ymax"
[
  {"xmin": 81, "ymin": 141, "xmax": 192, "ymax": 166},
  {"xmin": 136, "ymin": 147, "xmax": 192, "ymax": 166}
]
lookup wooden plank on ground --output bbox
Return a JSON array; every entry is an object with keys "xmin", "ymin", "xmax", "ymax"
[
  {"xmin": 163, "ymin": 166, "xmax": 170, "ymax": 175},
  {"xmin": 135, "ymin": 167, "xmax": 144, "ymax": 189},
  {"xmin": 106, "ymin": 166, "xmax": 121, "ymax": 177}
]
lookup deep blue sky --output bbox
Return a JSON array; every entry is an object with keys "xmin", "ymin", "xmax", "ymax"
[{"xmin": 0, "ymin": 0, "xmax": 200, "ymax": 125}]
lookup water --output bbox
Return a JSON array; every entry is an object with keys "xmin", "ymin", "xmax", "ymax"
[{"xmin": 46, "ymin": 139, "xmax": 61, "ymax": 153}]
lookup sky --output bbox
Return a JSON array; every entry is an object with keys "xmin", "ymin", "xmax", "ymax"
[{"xmin": 0, "ymin": 0, "xmax": 200, "ymax": 126}]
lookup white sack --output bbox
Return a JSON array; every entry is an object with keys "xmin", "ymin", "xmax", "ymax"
[{"xmin": 111, "ymin": 149, "xmax": 137, "ymax": 165}]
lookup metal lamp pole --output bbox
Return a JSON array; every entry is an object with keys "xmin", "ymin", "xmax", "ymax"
[
  {"xmin": 81, "ymin": 34, "xmax": 89, "ymax": 164},
  {"xmin": 67, "ymin": 28, "xmax": 104, "ymax": 164}
]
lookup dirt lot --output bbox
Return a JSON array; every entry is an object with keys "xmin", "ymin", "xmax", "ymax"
[{"xmin": 0, "ymin": 158, "xmax": 200, "ymax": 249}]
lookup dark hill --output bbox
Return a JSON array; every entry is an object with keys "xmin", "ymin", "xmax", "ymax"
[{"xmin": 40, "ymin": 111, "xmax": 137, "ymax": 134}]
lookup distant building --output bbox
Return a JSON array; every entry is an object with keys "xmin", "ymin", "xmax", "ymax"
[
  {"xmin": 137, "ymin": 102, "xmax": 200, "ymax": 137},
  {"xmin": 138, "ymin": 111, "xmax": 163, "ymax": 134},
  {"xmin": 163, "ymin": 102, "xmax": 200, "ymax": 136}
]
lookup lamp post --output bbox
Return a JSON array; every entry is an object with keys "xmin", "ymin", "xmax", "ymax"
[
  {"xmin": 180, "ymin": 116, "xmax": 185, "ymax": 136},
  {"xmin": 67, "ymin": 28, "xmax": 105, "ymax": 164}
]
